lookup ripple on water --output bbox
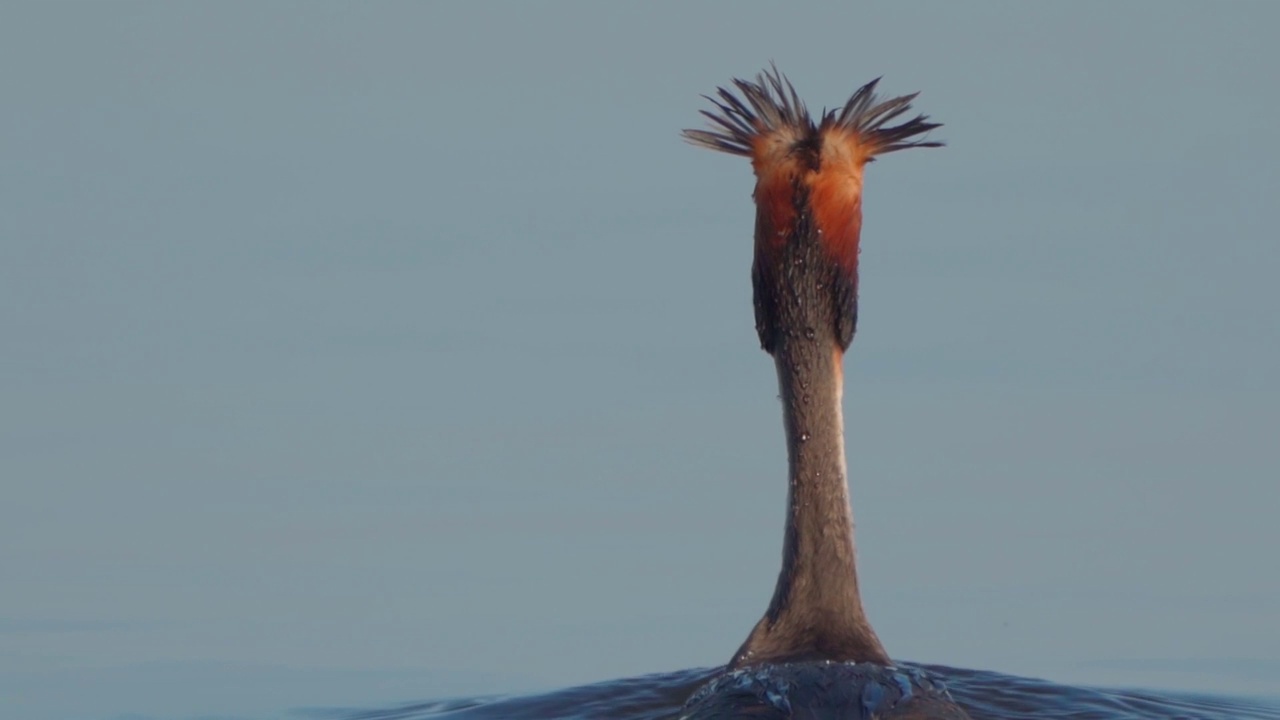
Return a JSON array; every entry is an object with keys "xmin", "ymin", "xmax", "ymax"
[{"xmin": 331, "ymin": 664, "xmax": 1280, "ymax": 720}]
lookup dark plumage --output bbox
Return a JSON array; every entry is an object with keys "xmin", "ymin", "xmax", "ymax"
[{"xmin": 682, "ymin": 64, "xmax": 942, "ymax": 159}]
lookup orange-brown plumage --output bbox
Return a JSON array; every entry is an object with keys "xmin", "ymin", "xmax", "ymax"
[
  {"xmin": 683, "ymin": 66, "xmax": 942, "ymax": 352},
  {"xmin": 806, "ymin": 128, "xmax": 870, "ymax": 274},
  {"xmin": 750, "ymin": 131, "xmax": 803, "ymax": 254},
  {"xmin": 684, "ymin": 66, "xmax": 940, "ymax": 282}
]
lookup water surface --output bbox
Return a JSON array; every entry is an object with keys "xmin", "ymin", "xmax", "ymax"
[{"xmin": 330, "ymin": 665, "xmax": 1280, "ymax": 720}]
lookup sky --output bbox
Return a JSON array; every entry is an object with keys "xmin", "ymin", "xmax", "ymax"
[{"xmin": 2, "ymin": 3, "xmax": 1279, "ymax": 719}]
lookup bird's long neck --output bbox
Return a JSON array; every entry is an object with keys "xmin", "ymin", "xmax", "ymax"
[
  {"xmin": 731, "ymin": 182, "xmax": 889, "ymax": 668},
  {"xmin": 772, "ymin": 340, "xmax": 867, "ymax": 627},
  {"xmin": 682, "ymin": 64, "xmax": 945, "ymax": 676},
  {"xmin": 731, "ymin": 333, "xmax": 889, "ymax": 668}
]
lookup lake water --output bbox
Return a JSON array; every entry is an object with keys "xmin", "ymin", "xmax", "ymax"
[{"xmin": 325, "ymin": 664, "xmax": 1280, "ymax": 720}]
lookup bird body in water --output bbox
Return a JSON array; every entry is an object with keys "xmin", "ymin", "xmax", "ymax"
[{"xmin": 681, "ymin": 68, "xmax": 968, "ymax": 718}]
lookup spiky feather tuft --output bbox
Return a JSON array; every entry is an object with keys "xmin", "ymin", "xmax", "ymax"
[
  {"xmin": 682, "ymin": 65, "xmax": 942, "ymax": 160},
  {"xmin": 682, "ymin": 63, "xmax": 813, "ymax": 157}
]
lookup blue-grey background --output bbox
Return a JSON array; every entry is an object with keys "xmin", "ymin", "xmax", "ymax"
[{"xmin": 3, "ymin": 3, "xmax": 1277, "ymax": 719}]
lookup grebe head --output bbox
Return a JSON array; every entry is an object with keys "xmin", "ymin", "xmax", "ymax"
[{"xmin": 684, "ymin": 64, "xmax": 941, "ymax": 358}]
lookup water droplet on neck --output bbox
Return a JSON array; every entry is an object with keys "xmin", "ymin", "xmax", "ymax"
[
  {"xmin": 804, "ymin": 327, "xmax": 816, "ymax": 340},
  {"xmin": 799, "ymin": 432, "xmax": 811, "ymax": 442}
]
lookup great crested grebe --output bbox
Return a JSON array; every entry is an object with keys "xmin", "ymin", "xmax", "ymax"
[{"xmin": 679, "ymin": 67, "xmax": 969, "ymax": 719}]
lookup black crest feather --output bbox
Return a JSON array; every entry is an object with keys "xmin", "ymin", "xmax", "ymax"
[{"xmin": 683, "ymin": 64, "xmax": 943, "ymax": 158}]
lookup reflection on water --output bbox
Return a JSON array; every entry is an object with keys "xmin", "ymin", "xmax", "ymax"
[{"xmin": 329, "ymin": 664, "xmax": 1280, "ymax": 720}]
